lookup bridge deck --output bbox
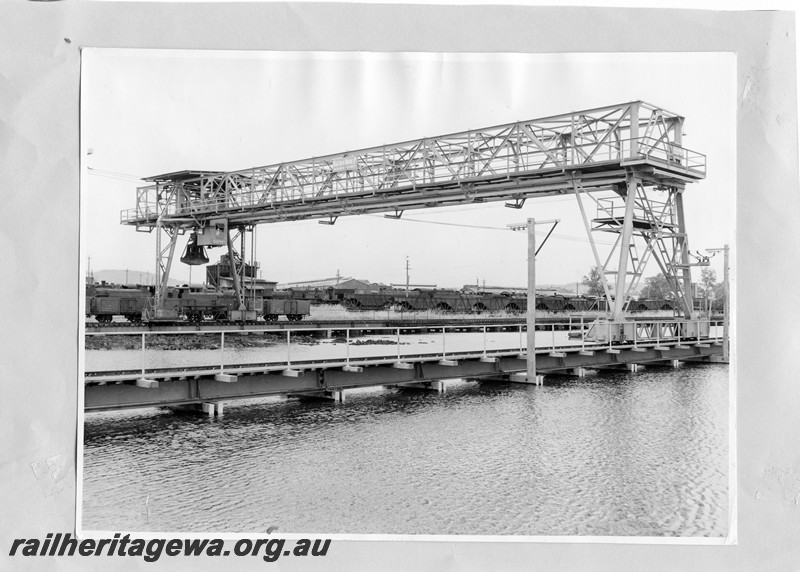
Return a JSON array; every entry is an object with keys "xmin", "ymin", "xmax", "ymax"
[{"xmin": 84, "ymin": 337, "xmax": 724, "ymax": 412}]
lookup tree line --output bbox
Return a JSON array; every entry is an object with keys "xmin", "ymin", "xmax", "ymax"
[{"xmin": 582, "ymin": 266, "xmax": 723, "ymax": 300}]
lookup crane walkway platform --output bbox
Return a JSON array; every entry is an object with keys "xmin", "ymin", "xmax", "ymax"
[{"xmin": 121, "ymin": 101, "xmax": 705, "ymax": 229}]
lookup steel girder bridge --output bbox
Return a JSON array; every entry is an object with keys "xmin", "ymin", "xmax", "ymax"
[{"xmin": 121, "ymin": 101, "xmax": 706, "ymax": 323}]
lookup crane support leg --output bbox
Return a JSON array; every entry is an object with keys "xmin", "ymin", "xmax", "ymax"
[
  {"xmin": 225, "ymin": 228, "xmax": 245, "ymax": 311},
  {"xmin": 572, "ymin": 178, "xmax": 615, "ymax": 304},
  {"xmin": 149, "ymin": 225, "xmax": 180, "ymax": 320},
  {"xmin": 612, "ymin": 173, "xmax": 639, "ymax": 321},
  {"xmin": 224, "ymin": 226, "xmax": 258, "ymax": 321}
]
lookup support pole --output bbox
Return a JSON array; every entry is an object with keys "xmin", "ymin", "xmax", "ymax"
[
  {"xmin": 527, "ymin": 217, "xmax": 537, "ymax": 385},
  {"xmin": 722, "ymin": 244, "xmax": 730, "ymax": 361},
  {"xmin": 674, "ymin": 192, "xmax": 695, "ymax": 317},
  {"xmin": 140, "ymin": 333, "xmax": 146, "ymax": 376},
  {"xmin": 220, "ymin": 331, "xmax": 225, "ymax": 370}
]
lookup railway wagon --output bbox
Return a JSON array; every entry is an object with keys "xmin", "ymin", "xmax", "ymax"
[
  {"xmin": 263, "ymin": 299, "xmax": 310, "ymax": 321},
  {"xmin": 85, "ymin": 283, "xmax": 307, "ymax": 323},
  {"xmin": 533, "ymin": 296, "xmax": 610, "ymax": 312},
  {"xmin": 285, "ymin": 287, "xmax": 343, "ymax": 304},
  {"xmin": 388, "ymin": 290, "xmax": 525, "ymax": 313},
  {"xmin": 337, "ymin": 289, "xmax": 523, "ymax": 313},
  {"xmin": 168, "ymin": 289, "xmax": 314, "ymax": 322},
  {"xmin": 629, "ymin": 299, "xmax": 676, "ymax": 312},
  {"xmin": 86, "ymin": 283, "xmax": 150, "ymax": 322},
  {"xmin": 337, "ymin": 289, "xmax": 611, "ymax": 314}
]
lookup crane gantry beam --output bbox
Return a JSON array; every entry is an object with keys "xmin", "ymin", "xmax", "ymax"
[{"xmin": 122, "ymin": 101, "xmax": 707, "ymax": 321}]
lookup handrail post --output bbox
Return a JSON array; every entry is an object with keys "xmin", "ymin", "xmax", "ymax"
[
  {"xmin": 286, "ymin": 330, "xmax": 291, "ymax": 368},
  {"xmin": 483, "ymin": 326, "xmax": 487, "ymax": 358},
  {"xmin": 442, "ymin": 326, "xmax": 446, "ymax": 359},
  {"xmin": 551, "ymin": 323, "xmax": 556, "ymax": 350},
  {"xmin": 397, "ymin": 328, "xmax": 401, "ymax": 361},
  {"xmin": 141, "ymin": 333, "xmax": 146, "ymax": 376},
  {"xmin": 220, "ymin": 331, "xmax": 225, "ymax": 371},
  {"xmin": 346, "ymin": 328, "xmax": 350, "ymax": 365}
]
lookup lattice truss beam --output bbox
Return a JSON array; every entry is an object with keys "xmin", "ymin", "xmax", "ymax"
[{"xmin": 122, "ymin": 101, "xmax": 704, "ymax": 229}]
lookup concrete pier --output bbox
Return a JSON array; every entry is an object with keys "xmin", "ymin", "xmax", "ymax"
[
  {"xmin": 327, "ymin": 389, "xmax": 346, "ymax": 403},
  {"xmin": 397, "ymin": 380, "xmax": 446, "ymax": 394},
  {"xmin": 169, "ymin": 401, "xmax": 225, "ymax": 416},
  {"xmin": 293, "ymin": 390, "xmax": 346, "ymax": 403},
  {"xmin": 509, "ymin": 372, "xmax": 544, "ymax": 385}
]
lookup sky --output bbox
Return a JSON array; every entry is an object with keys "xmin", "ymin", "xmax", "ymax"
[{"xmin": 81, "ymin": 50, "xmax": 735, "ymax": 289}]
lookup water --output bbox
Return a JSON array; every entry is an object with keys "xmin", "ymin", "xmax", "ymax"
[{"xmin": 82, "ymin": 364, "xmax": 729, "ymax": 537}]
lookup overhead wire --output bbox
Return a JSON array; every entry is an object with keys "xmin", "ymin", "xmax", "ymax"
[
  {"xmin": 364, "ymin": 213, "xmax": 616, "ymax": 245},
  {"xmin": 86, "ymin": 167, "xmax": 146, "ymax": 182}
]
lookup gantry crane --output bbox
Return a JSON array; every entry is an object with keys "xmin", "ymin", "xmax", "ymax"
[{"xmin": 122, "ymin": 101, "xmax": 707, "ymax": 326}]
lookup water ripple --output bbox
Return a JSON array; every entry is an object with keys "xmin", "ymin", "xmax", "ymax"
[{"xmin": 83, "ymin": 365, "xmax": 728, "ymax": 536}]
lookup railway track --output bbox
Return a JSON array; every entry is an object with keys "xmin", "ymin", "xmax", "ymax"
[
  {"xmin": 84, "ymin": 313, "xmax": 721, "ymax": 335},
  {"xmin": 84, "ymin": 316, "xmax": 534, "ymax": 334}
]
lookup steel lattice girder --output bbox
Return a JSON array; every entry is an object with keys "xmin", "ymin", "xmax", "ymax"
[{"xmin": 121, "ymin": 101, "xmax": 705, "ymax": 229}]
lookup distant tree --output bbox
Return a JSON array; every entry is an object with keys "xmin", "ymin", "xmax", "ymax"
[
  {"xmin": 581, "ymin": 266, "xmax": 605, "ymax": 297},
  {"xmin": 712, "ymin": 281, "xmax": 725, "ymax": 302},
  {"xmin": 699, "ymin": 267, "xmax": 717, "ymax": 298},
  {"xmin": 639, "ymin": 273, "xmax": 672, "ymax": 299}
]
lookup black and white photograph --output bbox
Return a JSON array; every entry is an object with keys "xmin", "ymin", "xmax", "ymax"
[
  {"xmin": 80, "ymin": 50, "xmax": 734, "ymax": 538},
  {"xmin": 4, "ymin": 3, "xmax": 799, "ymax": 571}
]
